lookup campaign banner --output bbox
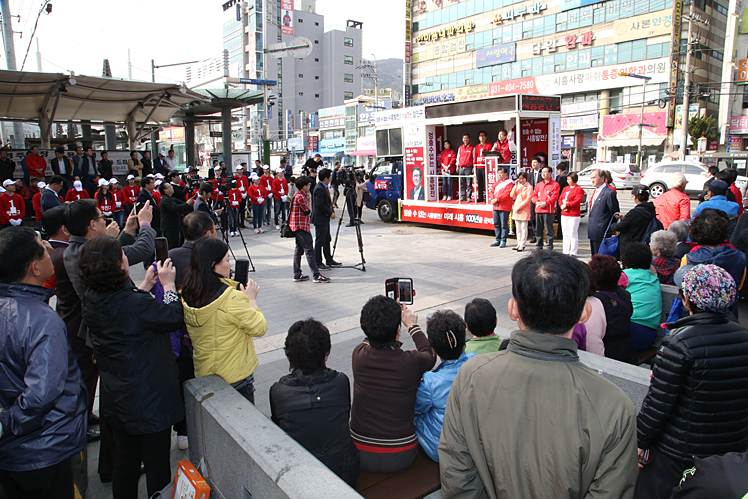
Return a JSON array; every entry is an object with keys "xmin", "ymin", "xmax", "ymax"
[
  {"xmin": 550, "ymin": 117, "xmax": 561, "ymax": 171},
  {"xmin": 281, "ymin": 0, "xmax": 293, "ymax": 35},
  {"xmin": 404, "ymin": 147, "xmax": 425, "ymax": 201},
  {"xmin": 4, "ymin": 150, "xmax": 135, "ymax": 177},
  {"xmin": 519, "ymin": 119, "xmax": 548, "ymax": 171},
  {"xmin": 401, "ymin": 202, "xmax": 494, "ymax": 229},
  {"xmin": 424, "ymin": 126, "xmax": 443, "ymax": 201}
]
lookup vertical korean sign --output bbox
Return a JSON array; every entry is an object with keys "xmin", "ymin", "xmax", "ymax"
[
  {"xmin": 281, "ymin": 0, "xmax": 293, "ymax": 35},
  {"xmin": 404, "ymin": 0, "xmax": 412, "ymax": 106},
  {"xmin": 667, "ymin": 0, "xmax": 682, "ymax": 128},
  {"xmin": 520, "ymin": 119, "xmax": 549, "ymax": 171},
  {"xmin": 549, "ymin": 117, "xmax": 561, "ymax": 171},
  {"xmin": 404, "ymin": 124, "xmax": 425, "ymax": 201},
  {"xmin": 425, "ymin": 126, "xmax": 443, "ymax": 201}
]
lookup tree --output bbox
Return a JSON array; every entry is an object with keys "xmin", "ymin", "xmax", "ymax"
[{"xmin": 688, "ymin": 115, "xmax": 718, "ymax": 150}]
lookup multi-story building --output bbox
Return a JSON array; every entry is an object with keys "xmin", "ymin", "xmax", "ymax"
[{"xmin": 409, "ymin": 0, "xmax": 729, "ymax": 168}]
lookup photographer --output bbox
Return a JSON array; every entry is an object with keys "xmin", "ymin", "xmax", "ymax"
[
  {"xmin": 331, "ymin": 162, "xmax": 342, "ymax": 208},
  {"xmin": 159, "ymin": 181, "xmax": 195, "ymax": 250},
  {"xmin": 194, "ymin": 182, "xmax": 223, "ymax": 226},
  {"xmin": 168, "ymin": 171, "xmax": 189, "ymax": 203}
]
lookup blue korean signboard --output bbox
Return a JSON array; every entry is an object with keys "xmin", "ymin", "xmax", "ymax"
[{"xmin": 476, "ymin": 43, "xmax": 516, "ymax": 69}]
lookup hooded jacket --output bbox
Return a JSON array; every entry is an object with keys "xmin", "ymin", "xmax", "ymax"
[
  {"xmin": 0, "ymin": 283, "xmax": 87, "ymax": 471},
  {"xmin": 269, "ymin": 368, "xmax": 360, "ymax": 487},
  {"xmin": 182, "ymin": 278, "xmax": 267, "ymax": 384},
  {"xmin": 637, "ymin": 312, "xmax": 748, "ymax": 463},
  {"xmin": 685, "ymin": 245, "xmax": 746, "ymax": 290},
  {"xmin": 82, "ymin": 285, "xmax": 184, "ymax": 435}
]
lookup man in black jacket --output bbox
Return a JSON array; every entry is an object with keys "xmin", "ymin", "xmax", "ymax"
[
  {"xmin": 50, "ymin": 147, "xmax": 73, "ymax": 197},
  {"xmin": 138, "ymin": 177, "xmax": 161, "ymax": 236},
  {"xmin": 98, "ymin": 151, "xmax": 114, "ymax": 180},
  {"xmin": 159, "ymin": 182, "xmax": 194, "ymax": 250},
  {"xmin": 0, "ymin": 148, "xmax": 15, "ymax": 184},
  {"xmin": 312, "ymin": 168, "xmax": 340, "ymax": 270},
  {"xmin": 636, "ymin": 264, "xmax": 748, "ymax": 499},
  {"xmin": 141, "ymin": 150, "xmax": 153, "ymax": 177}
]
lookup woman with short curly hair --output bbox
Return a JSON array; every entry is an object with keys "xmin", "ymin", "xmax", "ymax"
[
  {"xmin": 269, "ymin": 319, "xmax": 360, "ymax": 487},
  {"xmin": 79, "ymin": 236, "xmax": 184, "ymax": 498}
]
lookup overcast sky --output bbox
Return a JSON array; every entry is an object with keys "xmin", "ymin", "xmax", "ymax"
[{"xmin": 4, "ymin": 0, "xmax": 404, "ymax": 83}]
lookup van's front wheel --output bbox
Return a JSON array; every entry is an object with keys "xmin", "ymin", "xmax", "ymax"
[{"xmin": 377, "ymin": 200, "xmax": 396, "ymax": 223}]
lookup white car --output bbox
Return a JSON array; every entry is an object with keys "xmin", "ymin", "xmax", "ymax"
[
  {"xmin": 576, "ymin": 163, "xmax": 642, "ymax": 190},
  {"xmin": 640, "ymin": 161, "xmax": 748, "ymax": 198}
]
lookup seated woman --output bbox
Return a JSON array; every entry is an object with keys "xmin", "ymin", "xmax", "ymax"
[
  {"xmin": 350, "ymin": 296, "xmax": 436, "ymax": 473},
  {"xmin": 79, "ymin": 236, "xmax": 184, "ymax": 498},
  {"xmin": 582, "ymin": 263, "xmax": 606, "ymax": 356},
  {"xmin": 181, "ymin": 237, "xmax": 267, "ymax": 403},
  {"xmin": 622, "ymin": 243, "xmax": 662, "ymax": 351},
  {"xmin": 668, "ymin": 220, "xmax": 692, "ymax": 260},
  {"xmin": 589, "ymin": 255, "xmax": 637, "ymax": 364},
  {"xmin": 650, "ymin": 230, "xmax": 680, "ymax": 285},
  {"xmin": 269, "ymin": 319, "xmax": 360, "ymax": 486},
  {"xmin": 414, "ymin": 310, "xmax": 475, "ymax": 462}
]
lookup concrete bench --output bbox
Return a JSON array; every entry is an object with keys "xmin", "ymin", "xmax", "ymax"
[
  {"xmin": 355, "ymin": 448, "xmax": 440, "ymax": 499},
  {"xmin": 636, "ymin": 283, "xmax": 680, "ymax": 366}
]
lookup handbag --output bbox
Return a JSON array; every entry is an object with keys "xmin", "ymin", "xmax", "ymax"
[
  {"xmin": 598, "ymin": 216, "xmax": 619, "ymax": 257},
  {"xmin": 362, "ymin": 190, "xmax": 371, "ymax": 202},
  {"xmin": 280, "ymin": 196, "xmax": 296, "ymax": 238}
]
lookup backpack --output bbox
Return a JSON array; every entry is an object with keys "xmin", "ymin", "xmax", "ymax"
[{"xmin": 640, "ymin": 213, "xmax": 664, "ymax": 244}]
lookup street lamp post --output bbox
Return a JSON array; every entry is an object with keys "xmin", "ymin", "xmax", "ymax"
[{"xmin": 619, "ymin": 71, "xmax": 652, "ymax": 170}]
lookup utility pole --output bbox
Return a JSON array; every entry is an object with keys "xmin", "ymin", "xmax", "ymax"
[
  {"xmin": 680, "ymin": 0, "xmax": 695, "ymax": 155},
  {"xmin": 36, "ymin": 38, "xmax": 41, "ymax": 72},
  {"xmin": 0, "ymin": 0, "xmax": 26, "ymax": 149},
  {"xmin": 358, "ymin": 56, "xmax": 381, "ymax": 110}
]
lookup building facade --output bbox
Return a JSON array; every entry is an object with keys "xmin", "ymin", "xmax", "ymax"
[{"xmin": 409, "ymin": 0, "xmax": 729, "ymax": 168}]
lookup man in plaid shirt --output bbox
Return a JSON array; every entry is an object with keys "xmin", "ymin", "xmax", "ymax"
[{"xmin": 290, "ymin": 176, "xmax": 330, "ymax": 283}]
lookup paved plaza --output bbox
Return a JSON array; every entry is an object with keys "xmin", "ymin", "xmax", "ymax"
[{"xmin": 84, "ymin": 193, "xmax": 711, "ymax": 498}]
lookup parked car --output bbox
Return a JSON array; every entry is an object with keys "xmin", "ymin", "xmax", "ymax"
[{"xmin": 576, "ymin": 163, "xmax": 641, "ymax": 190}]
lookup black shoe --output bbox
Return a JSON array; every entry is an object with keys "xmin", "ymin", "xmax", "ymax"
[
  {"xmin": 359, "ymin": 220, "xmax": 365, "ymax": 224},
  {"xmin": 327, "ymin": 260, "xmax": 342, "ymax": 267},
  {"xmin": 293, "ymin": 274, "xmax": 310, "ymax": 282},
  {"xmin": 317, "ymin": 263, "xmax": 331, "ymax": 270},
  {"xmin": 87, "ymin": 429, "xmax": 101, "ymax": 443},
  {"xmin": 345, "ymin": 222, "xmax": 355, "ymax": 227},
  {"xmin": 100, "ymin": 475, "xmax": 112, "ymax": 484},
  {"xmin": 529, "ymin": 238, "xmax": 537, "ymax": 244},
  {"xmin": 88, "ymin": 413, "xmax": 100, "ymax": 426}
]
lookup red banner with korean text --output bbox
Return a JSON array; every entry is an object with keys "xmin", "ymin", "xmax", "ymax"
[
  {"xmin": 401, "ymin": 202, "xmax": 494, "ymax": 229},
  {"xmin": 520, "ymin": 119, "xmax": 548, "ymax": 172}
]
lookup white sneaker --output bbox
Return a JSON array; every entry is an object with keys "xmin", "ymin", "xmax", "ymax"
[
  {"xmin": 276, "ymin": 225, "xmax": 280, "ymax": 230},
  {"xmin": 177, "ymin": 436, "xmax": 188, "ymax": 450}
]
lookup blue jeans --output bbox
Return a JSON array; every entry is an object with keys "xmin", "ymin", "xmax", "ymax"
[
  {"xmin": 264, "ymin": 197, "xmax": 273, "ymax": 224},
  {"xmin": 230, "ymin": 374, "xmax": 255, "ymax": 404},
  {"xmin": 493, "ymin": 210, "xmax": 509, "ymax": 243},
  {"xmin": 443, "ymin": 175, "xmax": 453, "ymax": 198},
  {"xmin": 228, "ymin": 206, "xmax": 238, "ymax": 232},
  {"xmin": 252, "ymin": 203, "xmax": 264, "ymax": 229},
  {"xmin": 113, "ymin": 210, "xmax": 124, "ymax": 229},
  {"xmin": 274, "ymin": 199, "xmax": 288, "ymax": 225}
]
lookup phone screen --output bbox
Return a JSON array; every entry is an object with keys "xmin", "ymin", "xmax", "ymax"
[
  {"xmin": 234, "ymin": 259, "xmax": 250, "ymax": 289},
  {"xmin": 154, "ymin": 237, "xmax": 169, "ymax": 263},
  {"xmin": 398, "ymin": 279, "xmax": 413, "ymax": 305}
]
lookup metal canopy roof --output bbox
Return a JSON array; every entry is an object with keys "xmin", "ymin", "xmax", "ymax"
[
  {"xmin": 0, "ymin": 69, "xmax": 208, "ymax": 124},
  {"xmin": 176, "ymin": 88, "xmax": 264, "ymax": 119}
]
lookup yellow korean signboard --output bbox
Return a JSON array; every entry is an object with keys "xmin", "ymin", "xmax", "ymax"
[{"xmin": 613, "ymin": 11, "xmax": 673, "ymax": 43}]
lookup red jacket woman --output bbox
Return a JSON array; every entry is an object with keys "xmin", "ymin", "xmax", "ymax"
[{"xmin": 559, "ymin": 184, "xmax": 585, "ymax": 217}]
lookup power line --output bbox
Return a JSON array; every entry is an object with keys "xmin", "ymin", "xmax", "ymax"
[{"xmin": 19, "ymin": 0, "xmax": 50, "ymax": 71}]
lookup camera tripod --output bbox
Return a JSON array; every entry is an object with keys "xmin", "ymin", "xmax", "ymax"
[
  {"xmin": 215, "ymin": 203, "xmax": 256, "ymax": 272},
  {"xmin": 331, "ymin": 187, "xmax": 366, "ymax": 272}
]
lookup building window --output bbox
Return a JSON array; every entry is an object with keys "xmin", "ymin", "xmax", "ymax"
[
  {"xmin": 315, "ymin": 75, "xmax": 319, "ymax": 79},
  {"xmin": 344, "ymin": 73, "xmax": 354, "ymax": 83},
  {"xmin": 314, "ymin": 58, "xmax": 319, "ymax": 62},
  {"xmin": 315, "ymin": 22, "xmax": 319, "ymax": 26},
  {"xmin": 299, "ymin": 92, "xmax": 304, "ymax": 96},
  {"xmin": 315, "ymin": 94, "xmax": 320, "ymax": 98},
  {"xmin": 344, "ymin": 37, "xmax": 354, "ymax": 47},
  {"xmin": 344, "ymin": 91, "xmax": 354, "ymax": 99},
  {"xmin": 314, "ymin": 40, "xmax": 319, "ymax": 44},
  {"xmin": 299, "ymin": 74, "xmax": 304, "ymax": 78},
  {"xmin": 298, "ymin": 18, "xmax": 303, "ymax": 23},
  {"xmin": 344, "ymin": 55, "xmax": 354, "ymax": 65}
]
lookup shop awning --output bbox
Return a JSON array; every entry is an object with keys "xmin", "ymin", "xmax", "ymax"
[
  {"xmin": 597, "ymin": 137, "xmax": 666, "ymax": 148},
  {"xmin": 348, "ymin": 150, "xmax": 375, "ymax": 156}
]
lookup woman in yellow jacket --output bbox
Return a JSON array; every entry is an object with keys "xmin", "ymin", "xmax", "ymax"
[{"xmin": 181, "ymin": 237, "xmax": 267, "ymax": 403}]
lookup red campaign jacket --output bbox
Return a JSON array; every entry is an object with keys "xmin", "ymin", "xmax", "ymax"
[
  {"xmin": 492, "ymin": 179, "xmax": 515, "ymax": 211},
  {"xmin": 236, "ymin": 175, "xmax": 250, "ymax": 198},
  {"xmin": 210, "ymin": 179, "xmax": 224, "ymax": 201},
  {"xmin": 0, "ymin": 192, "xmax": 25, "ymax": 224},
  {"xmin": 152, "ymin": 190, "xmax": 162, "ymax": 206},
  {"xmin": 492, "ymin": 139, "xmax": 512, "ymax": 164},
  {"xmin": 247, "ymin": 184, "xmax": 265, "ymax": 205},
  {"xmin": 96, "ymin": 192, "xmax": 114, "ymax": 216},
  {"xmin": 261, "ymin": 175, "xmax": 274, "ymax": 195},
  {"xmin": 474, "ymin": 142, "xmax": 493, "ymax": 169},
  {"xmin": 122, "ymin": 185, "xmax": 140, "ymax": 205},
  {"xmin": 272, "ymin": 178, "xmax": 289, "ymax": 200},
  {"xmin": 730, "ymin": 184, "xmax": 744, "ymax": 217},
  {"xmin": 559, "ymin": 185, "xmax": 585, "ymax": 217},
  {"xmin": 32, "ymin": 192, "xmax": 43, "ymax": 221},
  {"xmin": 111, "ymin": 189, "xmax": 125, "ymax": 211},
  {"xmin": 65, "ymin": 189, "xmax": 89, "ymax": 202},
  {"xmin": 228, "ymin": 189, "xmax": 242, "ymax": 208},
  {"xmin": 532, "ymin": 180, "xmax": 560, "ymax": 214},
  {"xmin": 439, "ymin": 149, "xmax": 456, "ymax": 174},
  {"xmin": 457, "ymin": 144, "xmax": 474, "ymax": 168},
  {"xmin": 26, "ymin": 155, "xmax": 47, "ymax": 177}
]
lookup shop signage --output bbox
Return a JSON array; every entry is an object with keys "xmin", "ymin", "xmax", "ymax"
[
  {"xmin": 413, "ymin": 36, "xmax": 465, "ymax": 63},
  {"xmin": 270, "ymin": 140, "xmax": 288, "ymax": 152},
  {"xmin": 730, "ymin": 116, "xmax": 748, "ymax": 134},
  {"xmin": 209, "ymin": 131, "xmax": 222, "ymax": 138},
  {"xmin": 613, "ymin": 11, "xmax": 673, "ymax": 43},
  {"xmin": 738, "ymin": 59, "xmax": 748, "ymax": 83},
  {"xmin": 308, "ymin": 135, "xmax": 319, "ymax": 152},
  {"xmin": 492, "ymin": 2, "xmax": 547, "ymax": 24},
  {"xmin": 318, "ymin": 106, "xmax": 345, "ymax": 118},
  {"xmin": 535, "ymin": 58, "xmax": 669, "ymax": 94},
  {"xmin": 532, "ymin": 31, "xmax": 594, "ymax": 55},
  {"xmin": 320, "ymin": 117, "xmax": 345, "ymax": 129},
  {"xmin": 374, "ymin": 107, "xmax": 425, "ymax": 125},
  {"xmin": 561, "ymin": 136, "xmax": 577, "ymax": 148},
  {"xmin": 561, "ymin": 113, "xmax": 598, "ymax": 130},
  {"xmin": 476, "ymin": 43, "xmax": 516, "ymax": 69},
  {"xmin": 356, "ymin": 136, "xmax": 376, "ymax": 151},
  {"xmin": 416, "ymin": 21, "xmax": 475, "ymax": 43},
  {"xmin": 413, "ymin": 93, "xmax": 456, "ymax": 105},
  {"xmin": 489, "ymin": 77, "xmax": 537, "ymax": 96},
  {"xmin": 674, "ymin": 103, "xmax": 699, "ymax": 129},
  {"xmin": 667, "ymin": 0, "xmax": 683, "ymax": 128},
  {"xmin": 561, "ymin": 101, "xmax": 597, "ymax": 115},
  {"xmin": 405, "ymin": 0, "xmax": 412, "ymax": 63},
  {"xmin": 730, "ymin": 135, "xmax": 743, "ymax": 151}
]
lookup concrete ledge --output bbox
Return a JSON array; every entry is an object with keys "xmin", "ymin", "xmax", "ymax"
[{"xmin": 185, "ymin": 375, "xmax": 363, "ymax": 499}]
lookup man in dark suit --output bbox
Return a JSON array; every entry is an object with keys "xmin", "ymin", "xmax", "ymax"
[
  {"xmin": 138, "ymin": 176, "xmax": 161, "ymax": 236},
  {"xmin": 527, "ymin": 157, "xmax": 543, "ymax": 243},
  {"xmin": 311, "ymin": 168, "xmax": 341, "ymax": 270},
  {"xmin": 587, "ymin": 168, "xmax": 620, "ymax": 255},
  {"xmin": 50, "ymin": 147, "xmax": 73, "ymax": 197},
  {"xmin": 410, "ymin": 166, "xmax": 425, "ymax": 200}
]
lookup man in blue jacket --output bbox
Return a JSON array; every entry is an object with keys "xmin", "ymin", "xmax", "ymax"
[
  {"xmin": 693, "ymin": 180, "xmax": 740, "ymax": 217},
  {"xmin": 0, "ymin": 226, "xmax": 87, "ymax": 497}
]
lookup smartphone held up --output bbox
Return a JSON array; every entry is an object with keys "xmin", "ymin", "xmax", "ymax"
[{"xmin": 385, "ymin": 278, "xmax": 415, "ymax": 305}]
